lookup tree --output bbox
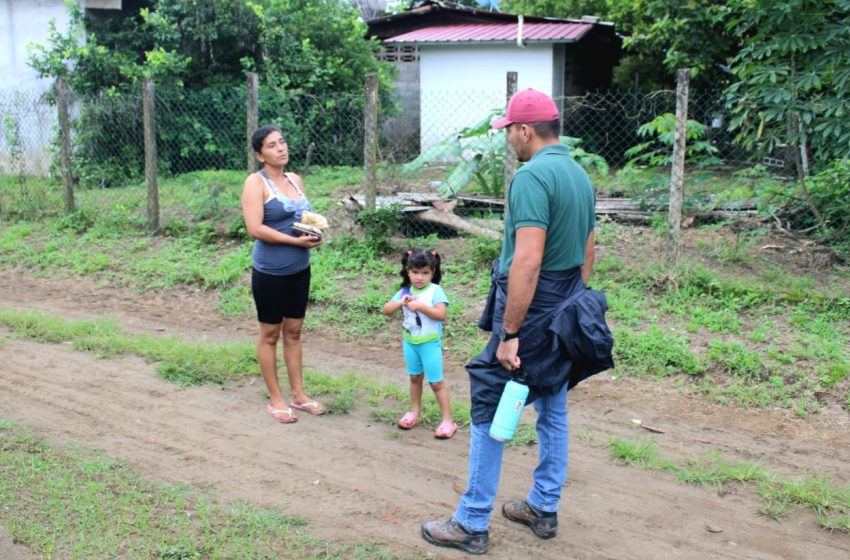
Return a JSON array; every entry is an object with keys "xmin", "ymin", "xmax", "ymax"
[
  {"xmin": 27, "ymin": 0, "xmax": 394, "ymax": 184},
  {"xmin": 500, "ymin": 0, "xmax": 611, "ymax": 18},
  {"xmin": 500, "ymin": 1, "xmax": 739, "ymax": 91},
  {"xmin": 724, "ymin": 0, "xmax": 850, "ymax": 232},
  {"xmin": 607, "ymin": 0, "xmax": 738, "ymax": 90},
  {"xmin": 725, "ymin": 0, "xmax": 850, "ymax": 174},
  {"xmin": 30, "ymin": 0, "xmax": 390, "ymax": 96}
]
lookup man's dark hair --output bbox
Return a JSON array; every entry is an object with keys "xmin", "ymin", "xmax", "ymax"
[{"xmin": 529, "ymin": 120, "xmax": 561, "ymax": 139}]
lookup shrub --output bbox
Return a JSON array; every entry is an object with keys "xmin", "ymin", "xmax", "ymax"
[
  {"xmin": 806, "ymin": 159, "xmax": 850, "ymax": 252},
  {"xmin": 355, "ymin": 204, "xmax": 404, "ymax": 254},
  {"xmin": 625, "ymin": 113, "xmax": 723, "ymax": 169}
]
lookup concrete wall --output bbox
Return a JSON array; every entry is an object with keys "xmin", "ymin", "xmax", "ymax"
[
  {"xmin": 419, "ymin": 43, "xmax": 554, "ymax": 151},
  {"xmin": 382, "ymin": 58, "xmax": 421, "ymax": 161},
  {"xmin": 0, "ymin": 0, "xmax": 74, "ymax": 176},
  {"xmin": 1, "ymin": 0, "xmax": 73, "ymax": 91}
]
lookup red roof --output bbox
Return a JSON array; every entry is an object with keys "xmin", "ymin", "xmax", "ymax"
[{"xmin": 385, "ymin": 23, "xmax": 593, "ymax": 44}]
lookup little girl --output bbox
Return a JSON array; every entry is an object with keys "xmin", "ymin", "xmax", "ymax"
[{"xmin": 382, "ymin": 249, "xmax": 457, "ymax": 439}]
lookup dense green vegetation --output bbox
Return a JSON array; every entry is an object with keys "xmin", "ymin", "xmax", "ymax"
[
  {"xmin": 22, "ymin": 1, "xmax": 848, "ymax": 247},
  {"xmin": 505, "ymin": 0, "xmax": 850, "ymax": 221},
  {"xmin": 26, "ymin": 0, "xmax": 393, "ymax": 185}
]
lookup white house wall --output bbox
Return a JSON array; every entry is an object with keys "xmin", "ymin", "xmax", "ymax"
[
  {"xmin": 1, "ymin": 0, "xmax": 73, "ymax": 90},
  {"xmin": 419, "ymin": 43, "xmax": 554, "ymax": 152},
  {"xmin": 1, "ymin": 0, "xmax": 74, "ymax": 176}
]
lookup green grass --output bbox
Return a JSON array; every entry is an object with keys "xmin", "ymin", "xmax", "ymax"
[
  {"xmin": 607, "ymin": 437, "xmax": 667, "ymax": 468},
  {"xmin": 594, "ymin": 165, "xmax": 787, "ymax": 205},
  {"xmin": 505, "ymin": 424, "xmax": 539, "ymax": 448},
  {"xmin": 613, "ymin": 325, "xmax": 704, "ymax": 377},
  {"xmin": 674, "ymin": 451, "xmax": 769, "ymax": 487},
  {"xmin": 0, "ymin": 309, "xmax": 256, "ymax": 386},
  {"xmin": 597, "ymin": 254, "xmax": 850, "ymax": 412},
  {"xmin": 1, "ymin": 168, "xmax": 849, "ymax": 417},
  {"xmin": 0, "ymin": 420, "xmax": 400, "ymax": 559},
  {"xmin": 606, "ymin": 437, "xmax": 850, "ymax": 533},
  {"xmin": 707, "ymin": 340, "xmax": 768, "ymax": 380}
]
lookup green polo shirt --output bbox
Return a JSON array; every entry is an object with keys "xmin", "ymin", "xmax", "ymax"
[{"xmin": 499, "ymin": 143, "xmax": 596, "ymax": 274}]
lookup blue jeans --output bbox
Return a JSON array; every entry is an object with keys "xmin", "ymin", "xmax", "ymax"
[{"xmin": 454, "ymin": 382, "xmax": 568, "ymax": 532}]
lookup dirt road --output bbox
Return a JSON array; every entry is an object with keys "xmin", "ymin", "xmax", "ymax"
[{"xmin": 1, "ymin": 269, "xmax": 848, "ymax": 559}]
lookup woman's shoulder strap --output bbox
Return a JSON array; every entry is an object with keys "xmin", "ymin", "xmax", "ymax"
[
  {"xmin": 257, "ymin": 169, "xmax": 284, "ymax": 197},
  {"xmin": 284, "ymin": 172, "xmax": 305, "ymax": 196}
]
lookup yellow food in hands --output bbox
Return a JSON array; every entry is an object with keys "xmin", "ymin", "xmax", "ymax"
[{"xmin": 300, "ymin": 211, "xmax": 328, "ymax": 230}]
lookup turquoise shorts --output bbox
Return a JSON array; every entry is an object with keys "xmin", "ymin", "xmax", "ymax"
[{"xmin": 403, "ymin": 338, "xmax": 444, "ymax": 383}]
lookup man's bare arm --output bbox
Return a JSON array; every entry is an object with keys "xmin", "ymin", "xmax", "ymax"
[{"xmin": 502, "ymin": 227, "xmax": 546, "ymax": 333}]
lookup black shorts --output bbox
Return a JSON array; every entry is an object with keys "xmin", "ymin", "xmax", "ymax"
[{"xmin": 251, "ymin": 266, "xmax": 311, "ymax": 324}]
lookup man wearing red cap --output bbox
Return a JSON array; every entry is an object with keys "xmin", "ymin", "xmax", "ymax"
[{"xmin": 422, "ymin": 88, "xmax": 606, "ymax": 554}]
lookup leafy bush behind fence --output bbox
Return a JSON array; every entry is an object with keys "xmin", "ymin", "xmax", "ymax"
[
  {"xmin": 4, "ymin": 82, "xmax": 848, "ymax": 252},
  {"xmin": 1, "ymin": 83, "xmax": 763, "ymax": 188},
  {"xmin": 560, "ymin": 90, "xmax": 748, "ymax": 168}
]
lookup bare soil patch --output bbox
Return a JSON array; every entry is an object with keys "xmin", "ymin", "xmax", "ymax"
[{"xmin": 1, "ymin": 268, "xmax": 849, "ymax": 559}]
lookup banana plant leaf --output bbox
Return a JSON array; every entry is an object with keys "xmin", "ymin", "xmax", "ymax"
[
  {"xmin": 402, "ymin": 136, "xmax": 464, "ymax": 173},
  {"xmin": 438, "ymin": 154, "xmax": 482, "ymax": 198}
]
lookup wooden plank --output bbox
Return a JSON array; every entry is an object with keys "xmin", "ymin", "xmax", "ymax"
[
  {"xmin": 143, "ymin": 77, "xmax": 159, "ymax": 231},
  {"xmin": 347, "ymin": 195, "xmax": 430, "ymax": 212},
  {"xmin": 456, "ymin": 195, "xmax": 505, "ymax": 207},
  {"xmin": 393, "ymin": 192, "xmax": 445, "ymax": 203},
  {"xmin": 417, "ymin": 209, "xmax": 501, "ymax": 240},
  {"xmin": 346, "ymin": 194, "xmax": 756, "ymax": 220},
  {"xmin": 363, "ymin": 73, "xmax": 379, "ymax": 210},
  {"xmin": 246, "ymin": 72, "xmax": 259, "ymax": 175},
  {"xmin": 56, "ymin": 77, "xmax": 74, "ymax": 214}
]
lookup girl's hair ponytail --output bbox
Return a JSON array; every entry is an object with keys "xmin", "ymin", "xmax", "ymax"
[{"xmin": 400, "ymin": 248, "xmax": 442, "ymax": 288}]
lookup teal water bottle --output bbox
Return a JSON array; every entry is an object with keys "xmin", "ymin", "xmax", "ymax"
[{"xmin": 489, "ymin": 369, "xmax": 530, "ymax": 442}]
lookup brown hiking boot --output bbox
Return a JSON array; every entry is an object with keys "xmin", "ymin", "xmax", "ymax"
[
  {"xmin": 421, "ymin": 517, "xmax": 490, "ymax": 555},
  {"xmin": 502, "ymin": 499, "xmax": 558, "ymax": 539}
]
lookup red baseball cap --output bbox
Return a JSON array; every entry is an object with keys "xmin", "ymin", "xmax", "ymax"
[{"xmin": 492, "ymin": 88, "xmax": 559, "ymax": 129}]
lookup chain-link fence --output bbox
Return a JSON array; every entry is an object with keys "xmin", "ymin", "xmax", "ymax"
[
  {"xmin": 0, "ymin": 88, "xmax": 57, "ymax": 177},
  {"xmin": 1, "ymin": 82, "xmax": 368, "ymax": 187},
  {"xmin": 560, "ymin": 89, "xmax": 754, "ymax": 168},
  {"xmin": 1, "ymin": 80, "xmax": 768, "ymax": 219}
]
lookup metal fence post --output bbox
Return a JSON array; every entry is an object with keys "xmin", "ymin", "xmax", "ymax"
[
  {"xmin": 56, "ymin": 77, "xmax": 75, "ymax": 214},
  {"xmin": 246, "ymin": 72, "xmax": 259, "ymax": 175},
  {"xmin": 363, "ymin": 73, "xmax": 379, "ymax": 211},
  {"xmin": 666, "ymin": 68, "xmax": 690, "ymax": 266},
  {"xmin": 504, "ymin": 71, "xmax": 518, "ymax": 203},
  {"xmin": 143, "ymin": 77, "xmax": 159, "ymax": 231}
]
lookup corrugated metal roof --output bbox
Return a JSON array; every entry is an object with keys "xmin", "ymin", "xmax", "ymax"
[{"xmin": 385, "ymin": 23, "xmax": 593, "ymax": 44}]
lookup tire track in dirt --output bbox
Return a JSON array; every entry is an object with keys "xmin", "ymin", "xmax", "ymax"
[{"xmin": 1, "ymin": 268, "xmax": 850, "ymax": 559}]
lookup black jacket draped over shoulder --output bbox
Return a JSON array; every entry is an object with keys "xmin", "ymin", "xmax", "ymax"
[{"xmin": 467, "ymin": 260, "xmax": 615, "ymax": 424}]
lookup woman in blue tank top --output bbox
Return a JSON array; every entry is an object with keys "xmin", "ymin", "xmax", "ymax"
[{"xmin": 241, "ymin": 125, "xmax": 326, "ymax": 424}]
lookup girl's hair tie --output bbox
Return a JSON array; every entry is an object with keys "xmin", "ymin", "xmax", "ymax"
[
  {"xmin": 431, "ymin": 251, "xmax": 437, "ymax": 256},
  {"xmin": 407, "ymin": 250, "xmax": 413, "ymax": 255}
]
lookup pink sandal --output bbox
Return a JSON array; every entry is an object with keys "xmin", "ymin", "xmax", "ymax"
[
  {"xmin": 267, "ymin": 404, "xmax": 298, "ymax": 424},
  {"xmin": 435, "ymin": 421, "xmax": 457, "ymax": 439},
  {"xmin": 397, "ymin": 412, "xmax": 419, "ymax": 429}
]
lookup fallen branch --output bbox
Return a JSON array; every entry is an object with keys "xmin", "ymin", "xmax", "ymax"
[{"xmin": 417, "ymin": 208, "xmax": 501, "ymax": 240}]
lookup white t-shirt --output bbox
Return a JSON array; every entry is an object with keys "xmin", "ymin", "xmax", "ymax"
[{"xmin": 390, "ymin": 283, "xmax": 449, "ymax": 344}]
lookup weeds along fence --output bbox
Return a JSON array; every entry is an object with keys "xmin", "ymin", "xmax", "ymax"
[
  {"xmin": 0, "ymin": 78, "xmax": 366, "ymax": 190},
  {"xmin": 377, "ymin": 88, "xmax": 758, "ymax": 170},
  {"xmin": 1, "ymin": 75, "xmax": 763, "ymax": 226},
  {"xmin": 559, "ymin": 89, "xmax": 753, "ymax": 169}
]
